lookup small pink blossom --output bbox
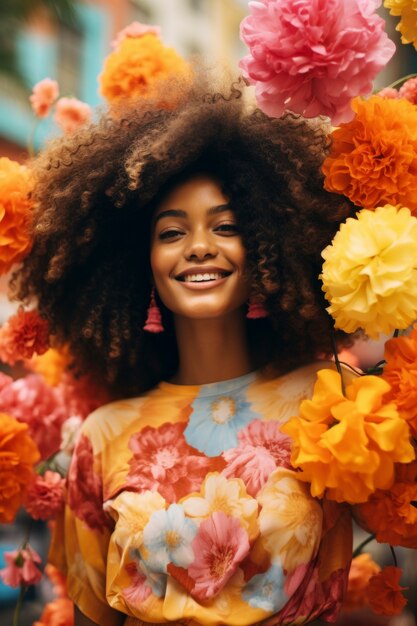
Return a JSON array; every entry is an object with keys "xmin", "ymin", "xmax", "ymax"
[
  {"xmin": 24, "ymin": 470, "xmax": 65, "ymax": 520},
  {"xmin": 111, "ymin": 21, "xmax": 161, "ymax": 49},
  {"xmin": 239, "ymin": 0, "xmax": 396, "ymax": 124},
  {"xmin": 0, "ymin": 374, "xmax": 67, "ymax": 460},
  {"xmin": 399, "ymin": 77, "xmax": 417, "ymax": 104},
  {"xmin": 378, "ymin": 87, "xmax": 399, "ymax": 99},
  {"xmin": 188, "ymin": 511, "xmax": 250, "ymax": 600},
  {"xmin": 29, "ymin": 78, "xmax": 59, "ymax": 118},
  {"xmin": 54, "ymin": 97, "xmax": 92, "ymax": 134},
  {"xmin": 0, "ymin": 546, "xmax": 42, "ymax": 587},
  {"xmin": 222, "ymin": 419, "xmax": 292, "ymax": 496}
]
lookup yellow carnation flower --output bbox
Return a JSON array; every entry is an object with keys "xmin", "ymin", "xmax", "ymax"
[
  {"xmin": 384, "ymin": 0, "xmax": 417, "ymax": 49},
  {"xmin": 320, "ymin": 205, "xmax": 417, "ymax": 339},
  {"xmin": 281, "ymin": 369, "xmax": 415, "ymax": 504}
]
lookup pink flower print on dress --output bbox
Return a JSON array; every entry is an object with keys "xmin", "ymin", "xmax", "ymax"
[
  {"xmin": 187, "ymin": 511, "xmax": 250, "ymax": 600},
  {"xmin": 222, "ymin": 419, "xmax": 292, "ymax": 496},
  {"xmin": 122, "ymin": 561, "xmax": 153, "ymax": 606},
  {"xmin": 68, "ymin": 433, "xmax": 112, "ymax": 532},
  {"xmin": 127, "ymin": 422, "xmax": 212, "ymax": 502},
  {"xmin": 0, "ymin": 546, "xmax": 42, "ymax": 587},
  {"xmin": 29, "ymin": 78, "xmax": 59, "ymax": 118}
]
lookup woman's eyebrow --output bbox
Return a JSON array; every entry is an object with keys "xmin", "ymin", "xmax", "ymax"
[{"xmin": 154, "ymin": 204, "xmax": 232, "ymax": 223}]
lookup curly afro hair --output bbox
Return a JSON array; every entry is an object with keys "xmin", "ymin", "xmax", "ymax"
[{"xmin": 13, "ymin": 76, "xmax": 355, "ymax": 398}]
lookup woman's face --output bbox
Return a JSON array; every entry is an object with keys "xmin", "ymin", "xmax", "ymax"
[{"xmin": 150, "ymin": 174, "xmax": 249, "ymax": 320}]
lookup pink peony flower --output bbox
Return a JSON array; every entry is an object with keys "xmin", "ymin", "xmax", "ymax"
[
  {"xmin": 222, "ymin": 419, "xmax": 292, "ymax": 496},
  {"xmin": 127, "ymin": 422, "xmax": 212, "ymax": 502},
  {"xmin": 0, "ymin": 545, "xmax": 42, "ymax": 587},
  {"xmin": 111, "ymin": 21, "xmax": 161, "ymax": 49},
  {"xmin": 188, "ymin": 511, "xmax": 250, "ymax": 600},
  {"xmin": 399, "ymin": 76, "xmax": 417, "ymax": 104},
  {"xmin": 378, "ymin": 87, "xmax": 399, "ymax": 99},
  {"xmin": 239, "ymin": 0, "xmax": 396, "ymax": 124},
  {"xmin": 0, "ymin": 308, "xmax": 49, "ymax": 366},
  {"xmin": 24, "ymin": 470, "xmax": 65, "ymax": 520},
  {"xmin": 0, "ymin": 373, "xmax": 67, "ymax": 460},
  {"xmin": 54, "ymin": 97, "xmax": 92, "ymax": 134},
  {"xmin": 29, "ymin": 78, "xmax": 59, "ymax": 118}
]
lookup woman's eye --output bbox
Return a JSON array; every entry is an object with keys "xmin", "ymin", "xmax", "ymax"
[
  {"xmin": 215, "ymin": 223, "xmax": 239, "ymax": 234},
  {"xmin": 158, "ymin": 229, "xmax": 183, "ymax": 241}
]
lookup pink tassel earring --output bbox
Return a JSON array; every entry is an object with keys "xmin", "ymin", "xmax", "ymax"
[
  {"xmin": 246, "ymin": 296, "xmax": 268, "ymax": 319},
  {"xmin": 143, "ymin": 287, "xmax": 164, "ymax": 333}
]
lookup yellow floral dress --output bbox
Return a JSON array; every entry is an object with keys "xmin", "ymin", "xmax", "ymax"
[{"xmin": 49, "ymin": 363, "xmax": 353, "ymax": 626}]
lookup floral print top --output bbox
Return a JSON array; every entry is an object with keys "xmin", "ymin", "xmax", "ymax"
[{"xmin": 49, "ymin": 363, "xmax": 353, "ymax": 626}]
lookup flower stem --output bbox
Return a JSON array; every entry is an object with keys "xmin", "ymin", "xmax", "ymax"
[
  {"xmin": 331, "ymin": 332, "xmax": 346, "ymax": 396},
  {"xmin": 387, "ymin": 73, "xmax": 417, "ymax": 90},
  {"xmin": 352, "ymin": 534, "xmax": 375, "ymax": 558},
  {"xmin": 13, "ymin": 584, "xmax": 27, "ymax": 626},
  {"xmin": 390, "ymin": 545, "xmax": 398, "ymax": 567}
]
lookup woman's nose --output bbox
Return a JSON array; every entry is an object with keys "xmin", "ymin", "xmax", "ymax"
[{"xmin": 184, "ymin": 229, "xmax": 217, "ymax": 260}]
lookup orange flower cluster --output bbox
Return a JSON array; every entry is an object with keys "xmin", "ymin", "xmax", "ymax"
[
  {"xmin": 0, "ymin": 412, "xmax": 40, "ymax": 523},
  {"xmin": 28, "ymin": 345, "xmax": 71, "ymax": 386},
  {"xmin": 99, "ymin": 33, "xmax": 191, "ymax": 108},
  {"xmin": 281, "ymin": 369, "xmax": 415, "ymax": 503},
  {"xmin": 0, "ymin": 157, "xmax": 33, "ymax": 274},
  {"xmin": 322, "ymin": 96, "xmax": 417, "ymax": 214},
  {"xmin": 368, "ymin": 567, "xmax": 408, "ymax": 616},
  {"xmin": 355, "ymin": 461, "xmax": 417, "ymax": 548},
  {"xmin": 33, "ymin": 598, "xmax": 74, "ymax": 626},
  {"xmin": 343, "ymin": 553, "xmax": 381, "ymax": 612},
  {"xmin": 383, "ymin": 324, "xmax": 417, "ymax": 437},
  {"xmin": 0, "ymin": 307, "xmax": 49, "ymax": 366}
]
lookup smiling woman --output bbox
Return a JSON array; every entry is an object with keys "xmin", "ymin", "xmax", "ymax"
[{"xmin": 13, "ymin": 75, "xmax": 356, "ymax": 626}]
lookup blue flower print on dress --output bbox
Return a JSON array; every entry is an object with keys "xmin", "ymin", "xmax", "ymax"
[
  {"xmin": 130, "ymin": 549, "xmax": 167, "ymax": 598},
  {"xmin": 243, "ymin": 564, "xmax": 287, "ymax": 612},
  {"xmin": 143, "ymin": 503, "xmax": 198, "ymax": 574},
  {"xmin": 184, "ymin": 384, "xmax": 260, "ymax": 457}
]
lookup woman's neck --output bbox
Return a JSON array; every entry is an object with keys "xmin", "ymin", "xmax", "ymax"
[{"xmin": 171, "ymin": 310, "xmax": 252, "ymax": 385}]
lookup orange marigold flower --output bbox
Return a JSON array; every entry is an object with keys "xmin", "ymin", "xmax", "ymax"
[
  {"xmin": 281, "ymin": 369, "xmax": 415, "ymax": 504},
  {"xmin": 322, "ymin": 96, "xmax": 417, "ymax": 214},
  {"xmin": 0, "ymin": 412, "xmax": 40, "ymax": 523},
  {"xmin": 355, "ymin": 460, "xmax": 417, "ymax": 548},
  {"xmin": 99, "ymin": 33, "xmax": 191, "ymax": 108},
  {"xmin": 27, "ymin": 345, "xmax": 71, "ymax": 386},
  {"xmin": 0, "ymin": 157, "xmax": 33, "ymax": 274},
  {"xmin": 367, "ymin": 566, "xmax": 408, "ymax": 616},
  {"xmin": 33, "ymin": 597, "xmax": 74, "ymax": 626},
  {"xmin": 383, "ymin": 324, "xmax": 417, "ymax": 438},
  {"xmin": 384, "ymin": 0, "xmax": 417, "ymax": 49},
  {"xmin": 44, "ymin": 564, "xmax": 67, "ymax": 598},
  {"xmin": 343, "ymin": 553, "xmax": 381, "ymax": 612},
  {"xmin": 0, "ymin": 307, "xmax": 49, "ymax": 366}
]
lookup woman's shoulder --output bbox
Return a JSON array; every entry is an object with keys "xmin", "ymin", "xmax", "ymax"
[{"xmin": 78, "ymin": 389, "xmax": 160, "ymax": 454}]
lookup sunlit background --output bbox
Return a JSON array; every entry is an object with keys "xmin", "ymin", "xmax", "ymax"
[{"xmin": 0, "ymin": 1, "xmax": 417, "ymax": 625}]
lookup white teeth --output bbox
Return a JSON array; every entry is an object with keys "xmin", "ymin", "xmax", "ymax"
[{"xmin": 183, "ymin": 272, "xmax": 225, "ymax": 283}]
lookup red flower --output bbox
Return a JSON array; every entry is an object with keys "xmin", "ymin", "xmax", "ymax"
[
  {"xmin": 0, "ymin": 308, "xmax": 49, "ymax": 365},
  {"xmin": 68, "ymin": 434, "xmax": 112, "ymax": 532},
  {"xmin": 367, "ymin": 566, "xmax": 408, "ymax": 616},
  {"xmin": 25, "ymin": 470, "xmax": 65, "ymax": 520},
  {"xmin": 127, "ymin": 422, "xmax": 212, "ymax": 502}
]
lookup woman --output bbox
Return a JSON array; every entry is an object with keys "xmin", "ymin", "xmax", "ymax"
[{"xmin": 15, "ymin": 78, "xmax": 355, "ymax": 625}]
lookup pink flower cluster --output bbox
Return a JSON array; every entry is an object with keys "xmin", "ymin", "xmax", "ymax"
[
  {"xmin": 29, "ymin": 79, "xmax": 92, "ymax": 134},
  {"xmin": 0, "ymin": 546, "xmax": 42, "ymax": 587},
  {"xmin": 239, "ymin": 0, "xmax": 395, "ymax": 124},
  {"xmin": 379, "ymin": 76, "xmax": 417, "ymax": 104}
]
